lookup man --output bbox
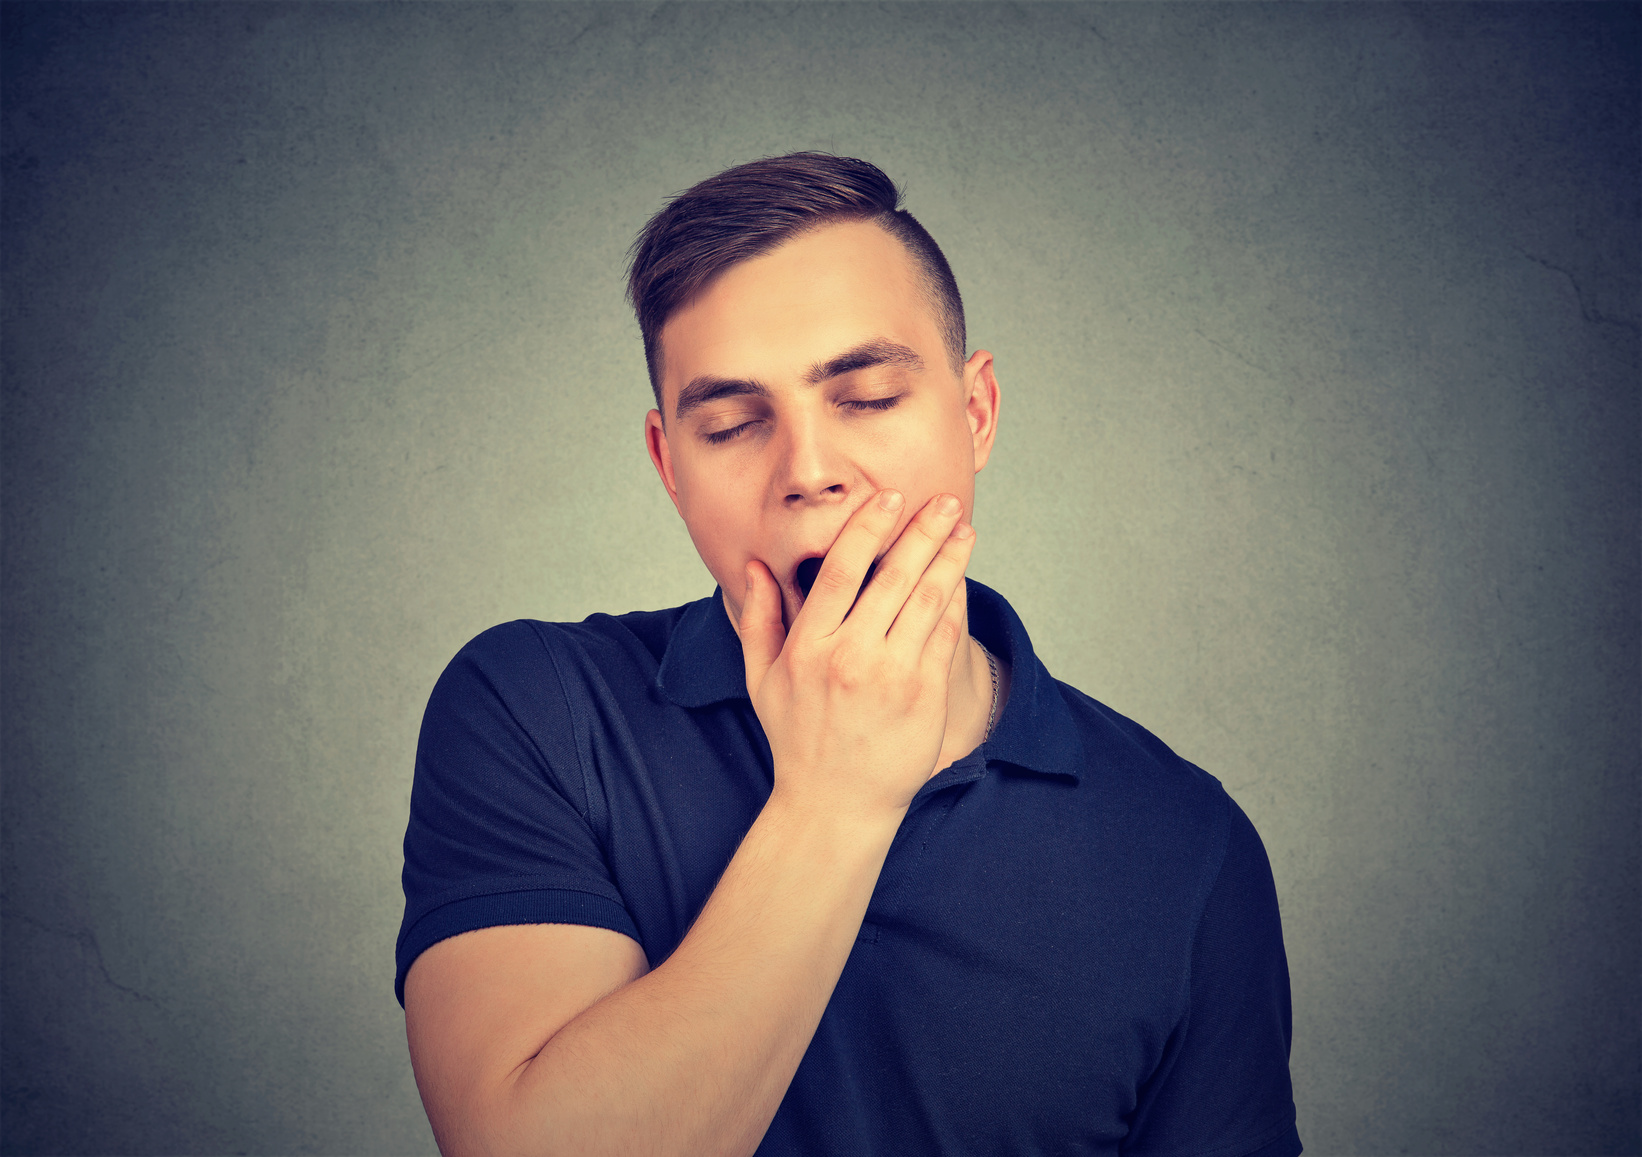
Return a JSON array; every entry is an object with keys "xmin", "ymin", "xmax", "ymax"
[{"xmin": 396, "ymin": 153, "xmax": 1300, "ymax": 1157}]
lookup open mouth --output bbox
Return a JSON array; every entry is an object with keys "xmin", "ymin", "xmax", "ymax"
[
  {"xmin": 794, "ymin": 555, "xmax": 879, "ymax": 599},
  {"xmin": 795, "ymin": 557, "xmax": 824, "ymax": 597}
]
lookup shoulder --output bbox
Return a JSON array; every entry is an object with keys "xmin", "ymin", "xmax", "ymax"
[
  {"xmin": 967, "ymin": 578, "xmax": 1237, "ymax": 857},
  {"xmin": 416, "ymin": 603, "xmax": 704, "ymax": 768},
  {"xmin": 1059, "ymin": 682, "xmax": 1225, "ymax": 799},
  {"xmin": 434, "ymin": 604, "xmax": 694, "ymax": 698},
  {"xmin": 451, "ymin": 603, "xmax": 692, "ymax": 666},
  {"xmin": 1052, "ymin": 680, "xmax": 1239, "ymax": 866}
]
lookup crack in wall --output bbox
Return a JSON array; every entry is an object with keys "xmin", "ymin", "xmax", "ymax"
[
  {"xmin": 1192, "ymin": 327, "xmax": 1279, "ymax": 380},
  {"xmin": 4, "ymin": 909, "xmax": 162, "ymax": 1007},
  {"xmin": 1521, "ymin": 251, "xmax": 1641, "ymax": 335}
]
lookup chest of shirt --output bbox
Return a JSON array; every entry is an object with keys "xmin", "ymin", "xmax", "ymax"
[{"xmin": 578, "ymin": 696, "xmax": 1206, "ymax": 1063}]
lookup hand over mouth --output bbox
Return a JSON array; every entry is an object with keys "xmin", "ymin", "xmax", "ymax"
[{"xmin": 794, "ymin": 554, "xmax": 880, "ymax": 601}]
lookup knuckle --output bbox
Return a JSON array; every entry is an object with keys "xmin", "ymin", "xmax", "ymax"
[
  {"xmin": 826, "ymin": 644, "xmax": 861, "ymax": 685},
  {"xmin": 911, "ymin": 581, "xmax": 945, "ymax": 614},
  {"xmin": 814, "ymin": 562, "xmax": 854, "ymax": 594},
  {"xmin": 932, "ymin": 616, "xmax": 964, "ymax": 647},
  {"xmin": 871, "ymin": 561, "xmax": 909, "ymax": 591},
  {"xmin": 909, "ymin": 515, "xmax": 946, "ymax": 544}
]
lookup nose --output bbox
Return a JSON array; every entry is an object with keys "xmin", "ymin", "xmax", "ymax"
[{"xmin": 776, "ymin": 411, "xmax": 851, "ymax": 505}]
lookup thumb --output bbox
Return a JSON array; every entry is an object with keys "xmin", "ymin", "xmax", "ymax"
[{"xmin": 736, "ymin": 560, "xmax": 785, "ymax": 697}]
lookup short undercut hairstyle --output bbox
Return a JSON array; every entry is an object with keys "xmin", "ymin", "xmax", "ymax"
[{"xmin": 627, "ymin": 153, "xmax": 967, "ymax": 409}]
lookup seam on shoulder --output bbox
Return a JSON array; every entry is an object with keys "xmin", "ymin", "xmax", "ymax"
[{"xmin": 524, "ymin": 621, "xmax": 605, "ymax": 833}]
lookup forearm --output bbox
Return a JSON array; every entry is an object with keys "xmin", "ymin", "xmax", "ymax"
[{"xmin": 487, "ymin": 792, "xmax": 901, "ymax": 1157}]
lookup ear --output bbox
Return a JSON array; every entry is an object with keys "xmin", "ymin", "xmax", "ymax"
[
  {"xmin": 645, "ymin": 409, "xmax": 684, "ymax": 514},
  {"xmin": 961, "ymin": 350, "xmax": 1001, "ymax": 472}
]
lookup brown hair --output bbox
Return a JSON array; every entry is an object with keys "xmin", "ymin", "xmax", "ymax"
[{"xmin": 627, "ymin": 153, "xmax": 966, "ymax": 409}]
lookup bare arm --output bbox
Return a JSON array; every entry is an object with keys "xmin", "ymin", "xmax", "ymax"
[
  {"xmin": 404, "ymin": 489, "xmax": 975, "ymax": 1157},
  {"xmin": 405, "ymin": 800, "xmax": 896, "ymax": 1157}
]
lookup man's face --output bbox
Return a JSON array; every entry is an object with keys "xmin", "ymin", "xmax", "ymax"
[{"xmin": 645, "ymin": 218, "xmax": 1000, "ymax": 628}]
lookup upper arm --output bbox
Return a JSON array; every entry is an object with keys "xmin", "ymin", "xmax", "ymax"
[
  {"xmin": 400, "ymin": 626, "xmax": 652, "ymax": 1152},
  {"xmin": 404, "ymin": 922, "xmax": 650, "ymax": 1156},
  {"xmin": 1124, "ymin": 797, "xmax": 1300, "ymax": 1157}
]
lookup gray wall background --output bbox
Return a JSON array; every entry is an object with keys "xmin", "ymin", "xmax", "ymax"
[{"xmin": 3, "ymin": 3, "xmax": 1637, "ymax": 1154}]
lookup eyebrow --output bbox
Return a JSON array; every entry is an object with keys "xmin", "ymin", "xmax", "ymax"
[
  {"xmin": 672, "ymin": 375, "xmax": 771, "ymax": 422},
  {"xmin": 672, "ymin": 339, "xmax": 926, "ymax": 422},
  {"xmin": 802, "ymin": 338, "xmax": 925, "ymax": 385}
]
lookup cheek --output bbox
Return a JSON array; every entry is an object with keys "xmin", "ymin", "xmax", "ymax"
[
  {"xmin": 882, "ymin": 418, "xmax": 976, "ymax": 505},
  {"xmin": 675, "ymin": 469, "xmax": 758, "ymax": 564}
]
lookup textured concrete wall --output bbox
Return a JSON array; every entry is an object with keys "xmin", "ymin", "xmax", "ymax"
[{"xmin": 3, "ymin": 4, "xmax": 1636, "ymax": 1154}]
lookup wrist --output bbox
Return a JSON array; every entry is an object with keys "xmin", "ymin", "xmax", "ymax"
[{"xmin": 758, "ymin": 784, "xmax": 906, "ymax": 861}]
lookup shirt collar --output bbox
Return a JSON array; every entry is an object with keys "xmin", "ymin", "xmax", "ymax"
[{"xmin": 656, "ymin": 579, "xmax": 1083, "ymax": 781}]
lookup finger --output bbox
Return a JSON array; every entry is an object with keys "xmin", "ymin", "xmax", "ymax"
[
  {"xmin": 736, "ymin": 560, "xmax": 786, "ymax": 697},
  {"xmin": 799, "ymin": 488, "xmax": 906, "ymax": 633},
  {"xmin": 886, "ymin": 521, "xmax": 975, "ymax": 652},
  {"xmin": 849, "ymin": 493, "xmax": 967, "ymax": 637},
  {"xmin": 925, "ymin": 557, "xmax": 970, "ymax": 678}
]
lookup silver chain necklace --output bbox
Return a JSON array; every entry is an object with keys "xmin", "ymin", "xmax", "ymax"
[{"xmin": 978, "ymin": 640, "xmax": 1000, "ymax": 740}]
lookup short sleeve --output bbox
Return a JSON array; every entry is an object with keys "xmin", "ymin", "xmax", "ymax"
[
  {"xmin": 394, "ymin": 621, "xmax": 641, "ymax": 1006},
  {"xmin": 1123, "ymin": 797, "xmax": 1302, "ymax": 1157}
]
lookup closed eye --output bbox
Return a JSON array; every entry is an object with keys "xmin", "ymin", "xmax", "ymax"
[
  {"xmin": 703, "ymin": 420, "xmax": 760, "ymax": 445},
  {"xmin": 844, "ymin": 396, "xmax": 902, "ymax": 413}
]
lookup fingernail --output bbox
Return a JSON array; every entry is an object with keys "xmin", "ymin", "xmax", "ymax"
[
  {"xmin": 879, "ymin": 489, "xmax": 904, "ymax": 511},
  {"xmin": 953, "ymin": 522, "xmax": 974, "ymax": 539},
  {"xmin": 938, "ymin": 494, "xmax": 962, "ymax": 515}
]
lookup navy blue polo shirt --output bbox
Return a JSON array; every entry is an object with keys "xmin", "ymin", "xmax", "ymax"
[{"xmin": 397, "ymin": 581, "xmax": 1301, "ymax": 1157}]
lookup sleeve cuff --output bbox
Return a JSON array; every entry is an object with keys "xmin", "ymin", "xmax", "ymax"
[
  {"xmin": 395, "ymin": 887, "xmax": 643, "ymax": 1006},
  {"xmin": 1235, "ymin": 1122, "xmax": 1302, "ymax": 1157}
]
